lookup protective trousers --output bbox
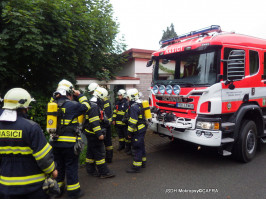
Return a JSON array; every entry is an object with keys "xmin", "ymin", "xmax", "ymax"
[
  {"xmin": 0, "ymin": 187, "xmax": 49, "ymax": 199},
  {"xmin": 104, "ymin": 125, "xmax": 113, "ymax": 163},
  {"xmin": 132, "ymin": 129, "xmax": 146, "ymax": 169},
  {"xmin": 53, "ymin": 147, "xmax": 80, "ymax": 198},
  {"xmin": 116, "ymin": 125, "xmax": 127, "ymax": 150},
  {"xmin": 85, "ymin": 135, "xmax": 110, "ymax": 175}
]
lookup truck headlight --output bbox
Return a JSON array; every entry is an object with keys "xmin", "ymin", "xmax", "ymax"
[
  {"xmin": 152, "ymin": 85, "xmax": 159, "ymax": 94},
  {"xmin": 166, "ymin": 85, "xmax": 173, "ymax": 94},
  {"xmin": 159, "ymin": 85, "xmax": 165, "ymax": 94},
  {"xmin": 196, "ymin": 121, "xmax": 220, "ymax": 130},
  {"xmin": 173, "ymin": 85, "xmax": 181, "ymax": 95}
]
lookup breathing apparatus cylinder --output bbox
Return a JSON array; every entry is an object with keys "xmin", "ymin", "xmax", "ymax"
[
  {"xmin": 46, "ymin": 102, "xmax": 58, "ymax": 133},
  {"xmin": 142, "ymin": 100, "xmax": 152, "ymax": 120},
  {"xmin": 78, "ymin": 114, "xmax": 84, "ymax": 125}
]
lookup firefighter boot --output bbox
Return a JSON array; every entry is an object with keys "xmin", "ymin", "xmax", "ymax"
[
  {"xmin": 86, "ymin": 163, "xmax": 99, "ymax": 177},
  {"xmin": 126, "ymin": 166, "xmax": 141, "ymax": 173},
  {"xmin": 97, "ymin": 163, "xmax": 115, "ymax": 179},
  {"xmin": 117, "ymin": 141, "xmax": 125, "ymax": 151}
]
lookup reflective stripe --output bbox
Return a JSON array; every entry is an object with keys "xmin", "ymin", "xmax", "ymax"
[
  {"xmin": 93, "ymin": 126, "xmax": 101, "ymax": 132},
  {"xmin": 95, "ymin": 159, "xmax": 105, "ymax": 165},
  {"xmin": 33, "ymin": 143, "xmax": 52, "ymax": 161},
  {"xmin": 0, "ymin": 173, "xmax": 45, "ymax": 186},
  {"xmin": 67, "ymin": 182, "xmax": 80, "ymax": 191},
  {"xmin": 43, "ymin": 161, "xmax": 55, "ymax": 174},
  {"xmin": 3, "ymin": 99, "xmax": 18, "ymax": 104},
  {"xmin": 142, "ymin": 157, "xmax": 147, "ymax": 162},
  {"xmin": 104, "ymin": 103, "xmax": 110, "ymax": 108},
  {"xmin": 106, "ymin": 146, "xmax": 113, "ymax": 150},
  {"xmin": 128, "ymin": 126, "xmax": 137, "ymax": 132},
  {"xmin": 89, "ymin": 116, "xmax": 100, "ymax": 123},
  {"xmin": 79, "ymin": 96, "xmax": 87, "ymax": 103},
  {"xmin": 85, "ymin": 129, "xmax": 95, "ymax": 134},
  {"xmin": 119, "ymin": 138, "xmax": 125, "ymax": 142},
  {"xmin": 61, "ymin": 118, "xmax": 78, "ymax": 125},
  {"xmin": 117, "ymin": 111, "xmax": 125, "ymax": 115},
  {"xmin": 83, "ymin": 102, "xmax": 91, "ymax": 110},
  {"xmin": 112, "ymin": 114, "xmax": 117, "ymax": 118},
  {"xmin": 108, "ymin": 118, "xmax": 112, "ymax": 122},
  {"xmin": 116, "ymin": 121, "xmax": 125, "ymax": 125},
  {"xmin": 58, "ymin": 181, "xmax": 64, "ymax": 188},
  {"xmin": 0, "ymin": 146, "xmax": 33, "ymax": 155},
  {"xmin": 129, "ymin": 117, "xmax": 137, "ymax": 124},
  {"xmin": 139, "ymin": 115, "xmax": 143, "ymax": 119},
  {"xmin": 57, "ymin": 136, "xmax": 81, "ymax": 142},
  {"xmin": 86, "ymin": 158, "xmax": 94, "ymax": 163},
  {"xmin": 138, "ymin": 124, "xmax": 145, "ymax": 130},
  {"xmin": 133, "ymin": 161, "xmax": 142, "ymax": 167}
]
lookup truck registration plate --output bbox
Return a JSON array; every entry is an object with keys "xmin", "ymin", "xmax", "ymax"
[{"xmin": 176, "ymin": 103, "xmax": 194, "ymax": 109}]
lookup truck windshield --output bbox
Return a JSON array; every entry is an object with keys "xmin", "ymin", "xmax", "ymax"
[{"xmin": 154, "ymin": 50, "xmax": 219, "ymax": 86}]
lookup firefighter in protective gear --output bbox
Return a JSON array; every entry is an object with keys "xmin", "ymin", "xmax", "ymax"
[
  {"xmin": 84, "ymin": 87, "xmax": 115, "ymax": 178},
  {"xmin": 87, "ymin": 83, "xmax": 113, "ymax": 163},
  {"xmin": 102, "ymin": 93, "xmax": 113, "ymax": 163},
  {"xmin": 50, "ymin": 79, "xmax": 90, "ymax": 199},
  {"xmin": 126, "ymin": 88, "xmax": 147, "ymax": 173},
  {"xmin": 112, "ymin": 89, "xmax": 130, "ymax": 153},
  {"xmin": 0, "ymin": 88, "xmax": 58, "ymax": 199}
]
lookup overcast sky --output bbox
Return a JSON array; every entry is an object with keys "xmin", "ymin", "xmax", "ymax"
[{"xmin": 110, "ymin": 0, "xmax": 266, "ymax": 51}]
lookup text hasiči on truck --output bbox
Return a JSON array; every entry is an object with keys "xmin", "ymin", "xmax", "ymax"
[{"xmin": 147, "ymin": 25, "xmax": 266, "ymax": 162}]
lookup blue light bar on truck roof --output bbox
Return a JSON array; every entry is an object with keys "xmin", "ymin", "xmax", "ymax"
[{"xmin": 160, "ymin": 25, "xmax": 221, "ymax": 46}]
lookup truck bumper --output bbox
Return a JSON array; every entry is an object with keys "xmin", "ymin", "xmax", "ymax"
[{"xmin": 149, "ymin": 121, "xmax": 222, "ymax": 147}]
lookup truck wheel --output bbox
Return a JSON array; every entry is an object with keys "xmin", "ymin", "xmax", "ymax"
[{"xmin": 234, "ymin": 120, "xmax": 257, "ymax": 163}]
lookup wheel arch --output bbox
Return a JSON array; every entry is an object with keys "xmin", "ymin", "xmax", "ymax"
[{"xmin": 233, "ymin": 104, "xmax": 264, "ymax": 140}]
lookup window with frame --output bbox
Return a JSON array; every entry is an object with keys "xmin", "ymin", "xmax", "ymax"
[{"xmin": 249, "ymin": 50, "xmax": 259, "ymax": 75}]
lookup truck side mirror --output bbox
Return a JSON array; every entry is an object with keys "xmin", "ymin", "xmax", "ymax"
[
  {"xmin": 146, "ymin": 60, "xmax": 153, "ymax": 67},
  {"xmin": 227, "ymin": 50, "xmax": 245, "ymax": 82}
]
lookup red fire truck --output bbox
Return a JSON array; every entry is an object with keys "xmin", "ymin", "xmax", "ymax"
[{"xmin": 147, "ymin": 25, "xmax": 266, "ymax": 162}]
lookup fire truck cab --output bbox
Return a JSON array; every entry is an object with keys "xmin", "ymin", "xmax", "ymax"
[{"xmin": 147, "ymin": 25, "xmax": 266, "ymax": 162}]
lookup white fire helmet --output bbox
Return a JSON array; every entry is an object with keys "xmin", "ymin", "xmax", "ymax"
[
  {"xmin": 127, "ymin": 88, "xmax": 140, "ymax": 101},
  {"xmin": 93, "ymin": 87, "xmax": 108, "ymax": 100},
  {"xmin": 2, "ymin": 88, "xmax": 34, "ymax": 110},
  {"xmin": 56, "ymin": 79, "xmax": 74, "ymax": 95},
  {"xmin": 88, "ymin": 82, "xmax": 99, "ymax": 92},
  {"xmin": 117, "ymin": 89, "xmax": 126, "ymax": 98}
]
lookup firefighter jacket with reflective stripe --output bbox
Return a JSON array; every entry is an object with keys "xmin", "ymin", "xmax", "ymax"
[
  {"xmin": 113, "ymin": 98, "xmax": 129, "ymax": 126},
  {"xmin": 0, "ymin": 112, "xmax": 55, "ymax": 196},
  {"xmin": 127, "ymin": 102, "xmax": 146, "ymax": 135},
  {"xmin": 83, "ymin": 101, "xmax": 103, "ymax": 138},
  {"xmin": 103, "ymin": 97, "xmax": 112, "ymax": 122},
  {"xmin": 51, "ymin": 94, "xmax": 90, "ymax": 148}
]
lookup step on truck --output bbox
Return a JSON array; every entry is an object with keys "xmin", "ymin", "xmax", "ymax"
[{"xmin": 147, "ymin": 25, "xmax": 266, "ymax": 162}]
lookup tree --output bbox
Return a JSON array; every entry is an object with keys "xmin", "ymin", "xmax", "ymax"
[
  {"xmin": 160, "ymin": 23, "xmax": 178, "ymax": 46},
  {"xmin": 0, "ymin": 0, "xmax": 127, "ymax": 97}
]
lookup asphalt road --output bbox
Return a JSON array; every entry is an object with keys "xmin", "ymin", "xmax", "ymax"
[{"xmin": 63, "ymin": 134, "xmax": 266, "ymax": 199}]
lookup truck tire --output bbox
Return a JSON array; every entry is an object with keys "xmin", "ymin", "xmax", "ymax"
[{"xmin": 233, "ymin": 120, "xmax": 257, "ymax": 163}]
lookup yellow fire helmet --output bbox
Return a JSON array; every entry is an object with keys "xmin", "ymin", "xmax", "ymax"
[
  {"xmin": 127, "ymin": 88, "xmax": 140, "ymax": 101},
  {"xmin": 3, "ymin": 88, "xmax": 34, "ymax": 110},
  {"xmin": 93, "ymin": 87, "xmax": 108, "ymax": 100},
  {"xmin": 88, "ymin": 82, "xmax": 99, "ymax": 92}
]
